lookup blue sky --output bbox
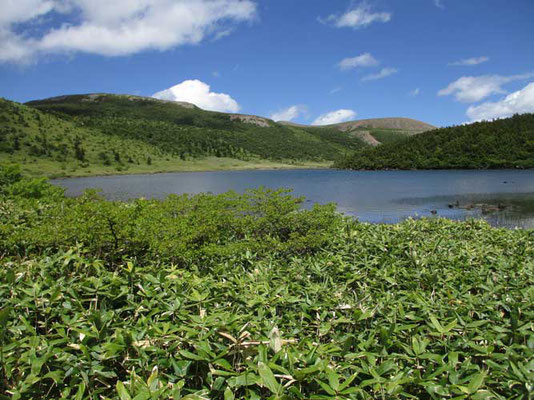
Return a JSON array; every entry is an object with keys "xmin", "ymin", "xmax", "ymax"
[{"xmin": 1, "ymin": 0, "xmax": 533, "ymax": 127}]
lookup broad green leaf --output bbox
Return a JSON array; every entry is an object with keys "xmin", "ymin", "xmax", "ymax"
[
  {"xmin": 258, "ymin": 362, "xmax": 281, "ymax": 394},
  {"xmin": 116, "ymin": 381, "xmax": 132, "ymax": 400}
]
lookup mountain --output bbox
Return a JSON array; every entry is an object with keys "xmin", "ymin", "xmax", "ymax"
[
  {"xmin": 26, "ymin": 93, "xmax": 370, "ymax": 162},
  {"xmin": 0, "ymin": 93, "xmax": 435, "ymax": 177},
  {"xmin": 280, "ymin": 117, "xmax": 435, "ymax": 146},
  {"xmin": 335, "ymin": 113, "xmax": 534, "ymax": 170}
]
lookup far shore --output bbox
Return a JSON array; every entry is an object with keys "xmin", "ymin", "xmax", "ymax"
[{"xmin": 12, "ymin": 157, "xmax": 332, "ymax": 179}]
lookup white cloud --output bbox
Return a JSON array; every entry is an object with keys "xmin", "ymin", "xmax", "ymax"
[
  {"xmin": 409, "ymin": 88, "xmax": 421, "ymax": 97},
  {"xmin": 338, "ymin": 52, "xmax": 379, "ymax": 70},
  {"xmin": 438, "ymin": 73, "xmax": 534, "ymax": 103},
  {"xmin": 448, "ymin": 56, "xmax": 489, "ymax": 66},
  {"xmin": 321, "ymin": 3, "xmax": 391, "ymax": 29},
  {"xmin": 466, "ymin": 82, "xmax": 534, "ymax": 121},
  {"xmin": 361, "ymin": 67, "xmax": 398, "ymax": 81},
  {"xmin": 0, "ymin": 0, "xmax": 257, "ymax": 63},
  {"xmin": 152, "ymin": 80, "xmax": 240, "ymax": 113},
  {"xmin": 270, "ymin": 105, "xmax": 306, "ymax": 122},
  {"xmin": 433, "ymin": 0, "xmax": 444, "ymax": 9},
  {"xmin": 312, "ymin": 109, "xmax": 357, "ymax": 126}
]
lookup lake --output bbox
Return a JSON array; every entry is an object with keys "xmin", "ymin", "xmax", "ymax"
[{"xmin": 52, "ymin": 169, "xmax": 534, "ymax": 228}]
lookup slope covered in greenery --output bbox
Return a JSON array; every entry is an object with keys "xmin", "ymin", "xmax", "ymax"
[
  {"xmin": 0, "ymin": 97, "xmax": 188, "ymax": 177},
  {"xmin": 1, "ymin": 166, "xmax": 533, "ymax": 399},
  {"xmin": 0, "ymin": 96, "xmax": 340, "ymax": 177},
  {"xmin": 335, "ymin": 113, "xmax": 534, "ymax": 169},
  {"xmin": 27, "ymin": 94, "xmax": 369, "ymax": 162}
]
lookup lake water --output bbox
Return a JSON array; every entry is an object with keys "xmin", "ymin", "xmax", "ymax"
[{"xmin": 52, "ymin": 169, "xmax": 534, "ymax": 229}]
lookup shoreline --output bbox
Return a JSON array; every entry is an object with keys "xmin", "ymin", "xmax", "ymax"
[
  {"xmin": 48, "ymin": 165, "xmax": 534, "ymax": 180},
  {"xmin": 47, "ymin": 163, "xmax": 333, "ymax": 180}
]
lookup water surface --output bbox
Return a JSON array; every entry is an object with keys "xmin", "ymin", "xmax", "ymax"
[{"xmin": 52, "ymin": 169, "xmax": 534, "ymax": 228}]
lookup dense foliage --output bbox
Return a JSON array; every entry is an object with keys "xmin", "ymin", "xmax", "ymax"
[
  {"xmin": 335, "ymin": 114, "xmax": 534, "ymax": 170},
  {"xmin": 1, "ymin": 165, "xmax": 533, "ymax": 399}
]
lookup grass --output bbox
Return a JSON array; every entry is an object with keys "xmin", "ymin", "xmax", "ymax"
[
  {"xmin": 1, "ymin": 168, "xmax": 533, "ymax": 399},
  {"xmin": 2, "ymin": 154, "xmax": 331, "ymax": 178}
]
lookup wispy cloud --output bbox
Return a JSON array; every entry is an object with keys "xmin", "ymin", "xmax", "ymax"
[
  {"xmin": 320, "ymin": 2, "xmax": 391, "ymax": 29},
  {"xmin": 362, "ymin": 67, "xmax": 398, "ymax": 82},
  {"xmin": 330, "ymin": 87, "xmax": 342, "ymax": 94},
  {"xmin": 312, "ymin": 109, "xmax": 357, "ymax": 125},
  {"xmin": 438, "ymin": 73, "xmax": 534, "ymax": 103},
  {"xmin": 448, "ymin": 56, "xmax": 489, "ymax": 67},
  {"xmin": 338, "ymin": 52, "xmax": 379, "ymax": 70},
  {"xmin": 433, "ymin": 0, "xmax": 445, "ymax": 9},
  {"xmin": 409, "ymin": 88, "xmax": 421, "ymax": 97},
  {"xmin": 270, "ymin": 105, "xmax": 307, "ymax": 122}
]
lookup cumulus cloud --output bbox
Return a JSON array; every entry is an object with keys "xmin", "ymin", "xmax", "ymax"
[
  {"xmin": 361, "ymin": 67, "xmax": 398, "ymax": 82},
  {"xmin": 338, "ymin": 52, "xmax": 379, "ymax": 70},
  {"xmin": 152, "ymin": 80, "xmax": 240, "ymax": 113},
  {"xmin": 448, "ymin": 56, "xmax": 489, "ymax": 66},
  {"xmin": 270, "ymin": 105, "xmax": 306, "ymax": 122},
  {"xmin": 312, "ymin": 109, "xmax": 357, "ymax": 126},
  {"xmin": 438, "ymin": 73, "xmax": 534, "ymax": 103},
  {"xmin": 320, "ymin": 3, "xmax": 391, "ymax": 29},
  {"xmin": 466, "ymin": 82, "xmax": 534, "ymax": 121},
  {"xmin": 0, "ymin": 0, "xmax": 257, "ymax": 63}
]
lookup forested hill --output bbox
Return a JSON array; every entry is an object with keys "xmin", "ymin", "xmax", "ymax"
[
  {"xmin": 26, "ymin": 93, "xmax": 370, "ymax": 162},
  {"xmin": 335, "ymin": 113, "xmax": 534, "ymax": 170}
]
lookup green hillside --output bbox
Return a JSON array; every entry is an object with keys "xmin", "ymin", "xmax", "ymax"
[
  {"xmin": 26, "ymin": 93, "xmax": 368, "ymax": 161},
  {"xmin": 0, "ymin": 94, "xmax": 366, "ymax": 176},
  {"xmin": 0, "ymin": 97, "xmax": 188, "ymax": 177},
  {"xmin": 335, "ymin": 113, "xmax": 534, "ymax": 170}
]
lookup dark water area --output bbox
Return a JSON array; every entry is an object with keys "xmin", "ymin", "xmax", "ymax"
[{"xmin": 52, "ymin": 169, "xmax": 534, "ymax": 228}]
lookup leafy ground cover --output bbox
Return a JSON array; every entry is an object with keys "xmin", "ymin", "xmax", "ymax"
[{"xmin": 0, "ymin": 165, "xmax": 533, "ymax": 399}]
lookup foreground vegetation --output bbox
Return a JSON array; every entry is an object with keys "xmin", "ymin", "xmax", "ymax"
[
  {"xmin": 1, "ymin": 165, "xmax": 533, "ymax": 399},
  {"xmin": 336, "ymin": 114, "xmax": 534, "ymax": 170}
]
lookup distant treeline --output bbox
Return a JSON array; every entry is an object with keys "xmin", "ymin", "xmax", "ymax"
[{"xmin": 335, "ymin": 113, "xmax": 534, "ymax": 169}]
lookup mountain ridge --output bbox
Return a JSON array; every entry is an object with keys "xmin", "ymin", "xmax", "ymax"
[
  {"xmin": 27, "ymin": 93, "xmax": 435, "ymax": 134},
  {"xmin": 279, "ymin": 117, "xmax": 435, "ymax": 132}
]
